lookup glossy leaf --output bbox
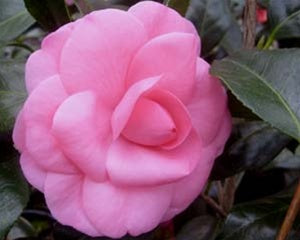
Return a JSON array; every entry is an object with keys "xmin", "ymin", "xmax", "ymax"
[
  {"xmin": 164, "ymin": 0, "xmax": 190, "ymax": 16},
  {"xmin": 24, "ymin": 0, "xmax": 71, "ymax": 32},
  {"xmin": 0, "ymin": 11, "xmax": 35, "ymax": 44},
  {"xmin": 265, "ymin": 148, "xmax": 300, "ymax": 170},
  {"xmin": 186, "ymin": 0, "xmax": 232, "ymax": 56},
  {"xmin": 0, "ymin": 60, "xmax": 27, "ymax": 131},
  {"xmin": 0, "ymin": 0, "xmax": 27, "ymax": 22},
  {"xmin": 0, "ymin": 0, "xmax": 34, "ymax": 45},
  {"xmin": 211, "ymin": 49, "xmax": 300, "ymax": 142},
  {"xmin": 268, "ymin": 0, "xmax": 300, "ymax": 40},
  {"xmin": 176, "ymin": 215, "xmax": 220, "ymax": 240},
  {"xmin": 211, "ymin": 122, "xmax": 291, "ymax": 180},
  {"xmin": 0, "ymin": 158, "xmax": 29, "ymax": 239},
  {"xmin": 6, "ymin": 217, "xmax": 37, "ymax": 239},
  {"xmin": 216, "ymin": 191, "xmax": 300, "ymax": 240},
  {"xmin": 220, "ymin": 21, "xmax": 243, "ymax": 55}
]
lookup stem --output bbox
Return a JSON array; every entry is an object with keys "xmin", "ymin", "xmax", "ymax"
[
  {"xmin": 217, "ymin": 181, "xmax": 224, "ymax": 206},
  {"xmin": 263, "ymin": 10, "xmax": 300, "ymax": 49},
  {"xmin": 74, "ymin": 0, "xmax": 92, "ymax": 15},
  {"xmin": 243, "ymin": 0, "xmax": 257, "ymax": 49},
  {"xmin": 201, "ymin": 194, "xmax": 227, "ymax": 218},
  {"xmin": 276, "ymin": 180, "xmax": 300, "ymax": 240},
  {"xmin": 223, "ymin": 176, "xmax": 236, "ymax": 213}
]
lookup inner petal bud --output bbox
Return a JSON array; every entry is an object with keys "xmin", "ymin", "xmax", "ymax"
[{"xmin": 122, "ymin": 98, "xmax": 176, "ymax": 146}]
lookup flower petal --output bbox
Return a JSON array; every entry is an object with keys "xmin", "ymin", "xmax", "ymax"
[
  {"xmin": 146, "ymin": 89, "xmax": 192, "ymax": 149},
  {"xmin": 127, "ymin": 32, "xmax": 198, "ymax": 102},
  {"xmin": 111, "ymin": 76, "xmax": 161, "ymax": 140},
  {"xmin": 44, "ymin": 173, "xmax": 100, "ymax": 237},
  {"xmin": 52, "ymin": 91, "xmax": 111, "ymax": 182},
  {"xmin": 13, "ymin": 109, "xmax": 26, "ymax": 152},
  {"xmin": 122, "ymin": 98, "xmax": 176, "ymax": 146},
  {"xmin": 106, "ymin": 130, "xmax": 201, "ymax": 186},
  {"xmin": 187, "ymin": 58, "xmax": 228, "ymax": 146},
  {"xmin": 25, "ymin": 24, "xmax": 73, "ymax": 92},
  {"xmin": 82, "ymin": 179, "xmax": 172, "ymax": 238},
  {"xmin": 128, "ymin": 1, "xmax": 200, "ymax": 47},
  {"xmin": 20, "ymin": 152, "xmax": 47, "ymax": 192},
  {"xmin": 23, "ymin": 76, "xmax": 77, "ymax": 173},
  {"xmin": 60, "ymin": 9, "xmax": 147, "ymax": 107},
  {"xmin": 163, "ymin": 112, "xmax": 231, "ymax": 221}
]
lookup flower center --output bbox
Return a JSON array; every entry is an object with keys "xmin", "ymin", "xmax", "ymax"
[{"xmin": 122, "ymin": 98, "xmax": 177, "ymax": 146}]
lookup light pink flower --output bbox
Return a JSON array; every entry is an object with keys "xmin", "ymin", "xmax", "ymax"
[{"xmin": 13, "ymin": 1, "xmax": 231, "ymax": 238}]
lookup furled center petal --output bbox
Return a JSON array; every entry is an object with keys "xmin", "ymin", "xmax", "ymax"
[{"xmin": 122, "ymin": 98, "xmax": 176, "ymax": 146}]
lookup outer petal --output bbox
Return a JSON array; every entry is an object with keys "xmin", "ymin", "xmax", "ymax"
[
  {"xmin": 128, "ymin": 1, "xmax": 200, "ymax": 48},
  {"xmin": 23, "ymin": 76, "xmax": 78, "ymax": 173},
  {"xmin": 44, "ymin": 173, "xmax": 99, "ymax": 237},
  {"xmin": 60, "ymin": 9, "xmax": 147, "ymax": 107},
  {"xmin": 13, "ymin": 109, "xmax": 26, "ymax": 152},
  {"xmin": 163, "ymin": 112, "xmax": 231, "ymax": 221},
  {"xmin": 82, "ymin": 179, "xmax": 172, "ymax": 238},
  {"xmin": 25, "ymin": 51, "xmax": 57, "ymax": 93},
  {"xmin": 127, "ymin": 32, "xmax": 198, "ymax": 103},
  {"xmin": 52, "ymin": 91, "xmax": 111, "ymax": 182},
  {"xmin": 25, "ymin": 24, "xmax": 73, "ymax": 92},
  {"xmin": 187, "ymin": 58, "xmax": 228, "ymax": 146},
  {"xmin": 106, "ymin": 130, "xmax": 201, "ymax": 186},
  {"xmin": 20, "ymin": 152, "xmax": 47, "ymax": 192}
]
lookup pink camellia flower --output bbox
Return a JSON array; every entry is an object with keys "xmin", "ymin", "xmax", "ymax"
[{"xmin": 13, "ymin": 1, "xmax": 231, "ymax": 238}]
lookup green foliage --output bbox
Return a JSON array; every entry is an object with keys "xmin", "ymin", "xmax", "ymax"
[
  {"xmin": 24, "ymin": 0, "xmax": 71, "ymax": 32},
  {"xmin": 216, "ymin": 190, "xmax": 300, "ymax": 240},
  {"xmin": 265, "ymin": 146, "xmax": 300, "ymax": 170},
  {"xmin": 0, "ymin": 60, "xmax": 27, "ymax": 131},
  {"xmin": 268, "ymin": 0, "xmax": 300, "ymax": 39},
  {"xmin": 0, "ymin": 157, "xmax": 29, "ymax": 239},
  {"xmin": 1, "ymin": 0, "xmax": 300, "ymax": 239},
  {"xmin": 211, "ymin": 49, "xmax": 300, "ymax": 142},
  {"xmin": 186, "ymin": 0, "xmax": 232, "ymax": 56},
  {"xmin": 164, "ymin": 0, "xmax": 190, "ymax": 17},
  {"xmin": 177, "ymin": 215, "xmax": 220, "ymax": 240},
  {"xmin": 211, "ymin": 121, "xmax": 291, "ymax": 179},
  {"xmin": 0, "ymin": 0, "xmax": 34, "ymax": 45}
]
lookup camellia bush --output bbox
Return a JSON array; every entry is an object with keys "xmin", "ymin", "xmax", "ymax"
[{"xmin": 0, "ymin": 0, "xmax": 300, "ymax": 240}]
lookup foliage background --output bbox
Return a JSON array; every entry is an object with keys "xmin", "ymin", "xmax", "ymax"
[{"xmin": 0, "ymin": 0, "xmax": 300, "ymax": 239}]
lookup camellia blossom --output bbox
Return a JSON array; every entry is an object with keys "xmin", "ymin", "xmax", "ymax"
[{"xmin": 13, "ymin": 1, "xmax": 231, "ymax": 238}]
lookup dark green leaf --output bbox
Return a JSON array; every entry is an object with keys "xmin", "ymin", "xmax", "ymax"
[
  {"xmin": 0, "ymin": 0, "xmax": 27, "ymax": 22},
  {"xmin": 220, "ymin": 20, "xmax": 243, "ymax": 55},
  {"xmin": 0, "ymin": 0, "xmax": 35, "ymax": 44},
  {"xmin": 0, "ymin": 60, "xmax": 27, "ymax": 131},
  {"xmin": 0, "ymin": 158, "xmax": 29, "ymax": 239},
  {"xmin": 164, "ymin": 0, "xmax": 190, "ymax": 16},
  {"xmin": 186, "ymin": 0, "xmax": 232, "ymax": 56},
  {"xmin": 265, "ymin": 148, "xmax": 300, "ymax": 170},
  {"xmin": 7, "ymin": 217, "xmax": 37, "ymax": 239},
  {"xmin": 211, "ymin": 49, "xmax": 300, "ymax": 142},
  {"xmin": 24, "ymin": 0, "xmax": 71, "ymax": 32},
  {"xmin": 211, "ymin": 122, "xmax": 291, "ymax": 180},
  {"xmin": 0, "ymin": 11, "xmax": 35, "ymax": 43},
  {"xmin": 176, "ymin": 215, "xmax": 220, "ymax": 240},
  {"xmin": 227, "ymin": 91, "xmax": 259, "ymax": 120},
  {"xmin": 216, "ymin": 191, "xmax": 300, "ymax": 240},
  {"xmin": 268, "ymin": 0, "xmax": 300, "ymax": 40}
]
